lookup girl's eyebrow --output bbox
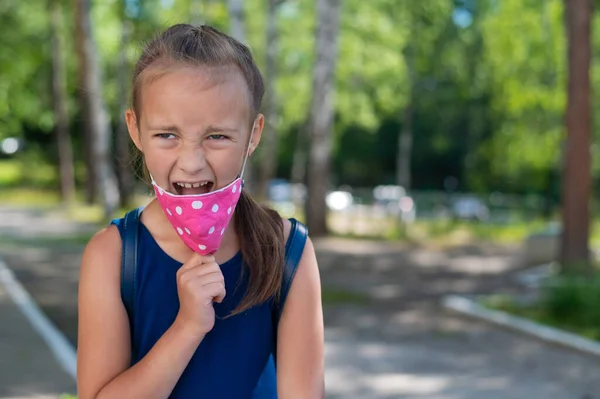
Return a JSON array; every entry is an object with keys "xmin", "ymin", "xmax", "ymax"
[
  {"xmin": 146, "ymin": 124, "xmax": 239, "ymax": 134},
  {"xmin": 147, "ymin": 124, "xmax": 180, "ymax": 132},
  {"xmin": 205, "ymin": 125, "xmax": 239, "ymax": 134}
]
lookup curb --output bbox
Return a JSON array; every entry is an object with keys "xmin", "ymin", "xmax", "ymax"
[
  {"xmin": 0, "ymin": 257, "xmax": 77, "ymax": 381},
  {"xmin": 442, "ymin": 295, "xmax": 600, "ymax": 359}
]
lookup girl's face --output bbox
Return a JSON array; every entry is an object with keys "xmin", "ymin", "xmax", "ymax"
[{"xmin": 126, "ymin": 66, "xmax": 263, "ymax": 195}]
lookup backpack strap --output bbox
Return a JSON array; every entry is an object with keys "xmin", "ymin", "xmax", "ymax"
[
  {"xmin": 254, "ymin": 217, "xmax": 308, "ymax": 393},
  {"xmin": 276, "ymin": 218, "xmax": 308, "ymax": 323},
  {"xmin": 120, "ymin": 206, "xmax": 144, "ymax": 357},
  {"xmin": 270, "ymin": 218, "xmax": 308, "ymax": 368}
]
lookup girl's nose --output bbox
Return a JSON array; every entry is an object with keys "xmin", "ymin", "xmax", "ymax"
[{"xmin": 177, "ymin": 145, "xmax": 207, "ymax": 175}]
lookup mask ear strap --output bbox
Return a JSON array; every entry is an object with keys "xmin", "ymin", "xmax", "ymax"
[{"xmin": 239, "ymin": 123, "xmax": 256, "ymax": 181}]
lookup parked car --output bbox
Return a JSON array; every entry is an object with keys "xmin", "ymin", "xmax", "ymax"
[
  {"xmin": 373, "ymin": 185, "xmax": 416, "ymax": 223},
  {"xmin": 451, "ymin": 196, "xmax": 489, "ymax": 221},
  {"xmin": 268, "ymin": 179, "xmax": 306, "ymax": 203}
]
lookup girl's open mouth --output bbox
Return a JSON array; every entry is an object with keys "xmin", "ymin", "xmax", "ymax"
[{"xmin": 173, "ymin": 181, "xmax": 214, "ymax": 195}]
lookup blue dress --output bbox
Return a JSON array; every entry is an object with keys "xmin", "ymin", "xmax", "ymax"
[{"xmin": 112, "ymin": 218, "xmax": 277, "ymax": 398}]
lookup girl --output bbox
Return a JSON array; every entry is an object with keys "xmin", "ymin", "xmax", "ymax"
[{"xmin": 77, "ymin": 24, "xmax": 324, "ymax": 398}]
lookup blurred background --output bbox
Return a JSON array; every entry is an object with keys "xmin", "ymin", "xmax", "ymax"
[{"xmin": 1, "ymin": 0, "xmax": 600, "ymax": 398}]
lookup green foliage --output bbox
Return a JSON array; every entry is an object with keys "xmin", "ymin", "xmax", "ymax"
[
  {"xmin": 476, "ymin": 0, "xmax": 566, "ymax": 193},
  {"xmin": 0, "ymin": 0, "xmax": 54, "ymax": 138},
  {"xmin": 486, "ymin": 273, "xmax": 600, "ymax": 341},
  {"xmin": 336, "ymin": 0, "xmax": 408, "ymax": 130},
  {"xmin": 1, "ymin": 0, "xmax": 598, "ymax": 200}
]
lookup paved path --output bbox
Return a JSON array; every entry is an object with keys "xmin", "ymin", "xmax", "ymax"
[
  {"xmin": 0, "ymin": 267, "xmax": 75, "ymax": 398},
  {"xmin": 1, "ymin": 206, "xmax": 600, "ymax": 398},
  {"xmin": 315, "ymin": 238, "xmax": 600, "ymax": 399}
]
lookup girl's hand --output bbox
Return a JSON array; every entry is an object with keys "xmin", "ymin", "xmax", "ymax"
[{"xmin": 174, "ymin": 253, "xmax": 225, "ymax": 337}]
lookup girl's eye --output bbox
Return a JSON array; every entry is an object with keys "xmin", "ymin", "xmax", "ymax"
[
  {"xmin": 207, "ymin": 134, "xmax": 228, "ymax": 140},
  {"xmin": 156, "ymin": 133, "xmax": 176, "ymax": 139}
]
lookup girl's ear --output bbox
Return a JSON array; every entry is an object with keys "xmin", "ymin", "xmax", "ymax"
[
  {"xmin": 249, "ymin": 114, "xmax": 264, "ymax": 156},
  {"xmin": 125, "ymin": 109, "xmax": 143, "ymax": 152}
]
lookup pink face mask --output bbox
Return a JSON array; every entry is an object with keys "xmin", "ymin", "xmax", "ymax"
[{"xmin": 151, "ymin": 125, "xmax": 255, "ymax": 255}]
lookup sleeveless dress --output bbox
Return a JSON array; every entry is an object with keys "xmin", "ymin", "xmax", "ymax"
[{"xmin": 111, "ymin": 218, "xmax": 278, "ymax": 398}]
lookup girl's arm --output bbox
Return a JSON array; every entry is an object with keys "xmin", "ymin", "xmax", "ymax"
[
  {"xmin": 77, "ymin": 226, "xmax": 205, "ymax": 399},
  {"xmin": 276, "ymin": 224, "xmax": 326, "ymax": 398}
]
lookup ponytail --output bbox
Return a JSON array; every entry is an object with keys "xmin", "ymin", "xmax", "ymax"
[{"xmin": 230, "ymin": 189, "xmax": 285, "ymax": 315}]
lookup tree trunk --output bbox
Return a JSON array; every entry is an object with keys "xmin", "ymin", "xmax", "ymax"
[
  {"xmin": 561, "ymin": 0, "xmax": 592, "ymax": 271},
  {"xmin": 116, "ymin": 12, "xmax": 134, "ymax": 208},
  {"xmin": 76, "ymin": 26, "xmax": 96, "ymax": 204},
  {"xmin": 227, "ymin": 0, "xmax": 256, "ymax": 194},
  {"xmin": 305, "ymin": 0, "xmax": 341, "ymax": 236},
  {"xmin": 397, "ymin": 105, "xmax": 413, "ymax": 190},
  {"xmin": 75, "ymin": 0, "xmax": 120, "ymax": 219},
  {"xmin": 50, "ymin": 0, "xmax": 76, "ymax": 206},
  {"xmin": 291, "ymin": 124, "xmax": 308, "ymax": 186},
  {"xmin": 397, "ymin": 48, "xmax": 413, "ymax": 233},
  {"xmin": 290, "ymin": 121, "xmax": 308, "ymax": 213},
  {"xmin": 397, "ymin": 46, "xmax": 413, "ymax": 190},
  {"xmin": 398, "ymin": 25, "xmax": 416, "ymax": 191},
  {"xmin": 258, "ymin": 0, "xmax": 281, "ymax": 202},
  {"xmin": 189, "ymin": 0, "xmax": 206, "ymax": 25}
]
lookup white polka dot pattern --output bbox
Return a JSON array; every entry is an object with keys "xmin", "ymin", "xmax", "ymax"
[{"xmin": 152, "ymin": 178, "xmax": 243, "ymax": 256}]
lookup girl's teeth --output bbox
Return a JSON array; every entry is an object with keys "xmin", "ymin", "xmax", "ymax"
[{"xmin": 176, "ymin": 182, "xmax": 210, "ymax": 188}]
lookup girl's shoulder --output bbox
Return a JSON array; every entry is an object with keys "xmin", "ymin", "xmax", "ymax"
[
  {"xmin": 84, "ymin": 224, "xmax": 122, "ymax": 260},
  {"xmin": 79, "ymin": 224, "xmax": 122, "ymax": 284}
]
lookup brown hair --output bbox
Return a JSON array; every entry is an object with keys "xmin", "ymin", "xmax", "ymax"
[{"xmin": 131, "ymin": 24, "xmax": 285, "ymax": 315}]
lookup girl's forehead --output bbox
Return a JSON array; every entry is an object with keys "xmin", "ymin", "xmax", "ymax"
[{"xmin": 139, "ymin": 66, "xmax": 252, "ymax": 127}]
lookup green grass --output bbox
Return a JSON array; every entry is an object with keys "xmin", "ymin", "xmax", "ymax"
[
  {"xmin": 321, "ymin": 288, "xmax": 370, "ymax": 305},
  {"xmin": 408, "ymin": 219, "xmax": 549, "ymax": 244},
  {"xmin": 0, "ymin": 232, "xmax": 94, "ymax": 248},
  {"xmin": 319, "ymin": 216, "xmax": 550, "ymax": 246},
  {"xmin": 338, "ymin": 216, "xmax": 600, "ymax": 247},
  {"xmin": 0, "ymin": 159, "xmax": 21, "ymax": 183},
  {"xmin": 0, "ymin": 158, "xmax": 58, "ymax": 188},
  {"xmin": 0, "ymin": 187, "xmax": 136, "ymax": 223},
  {"xmin": 484, "ymin": 274, "xmax": 600, "ymax": 341},
  {"xmin": 0, "ymin": 187, "xmax": 62, "ymax": 206}
]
